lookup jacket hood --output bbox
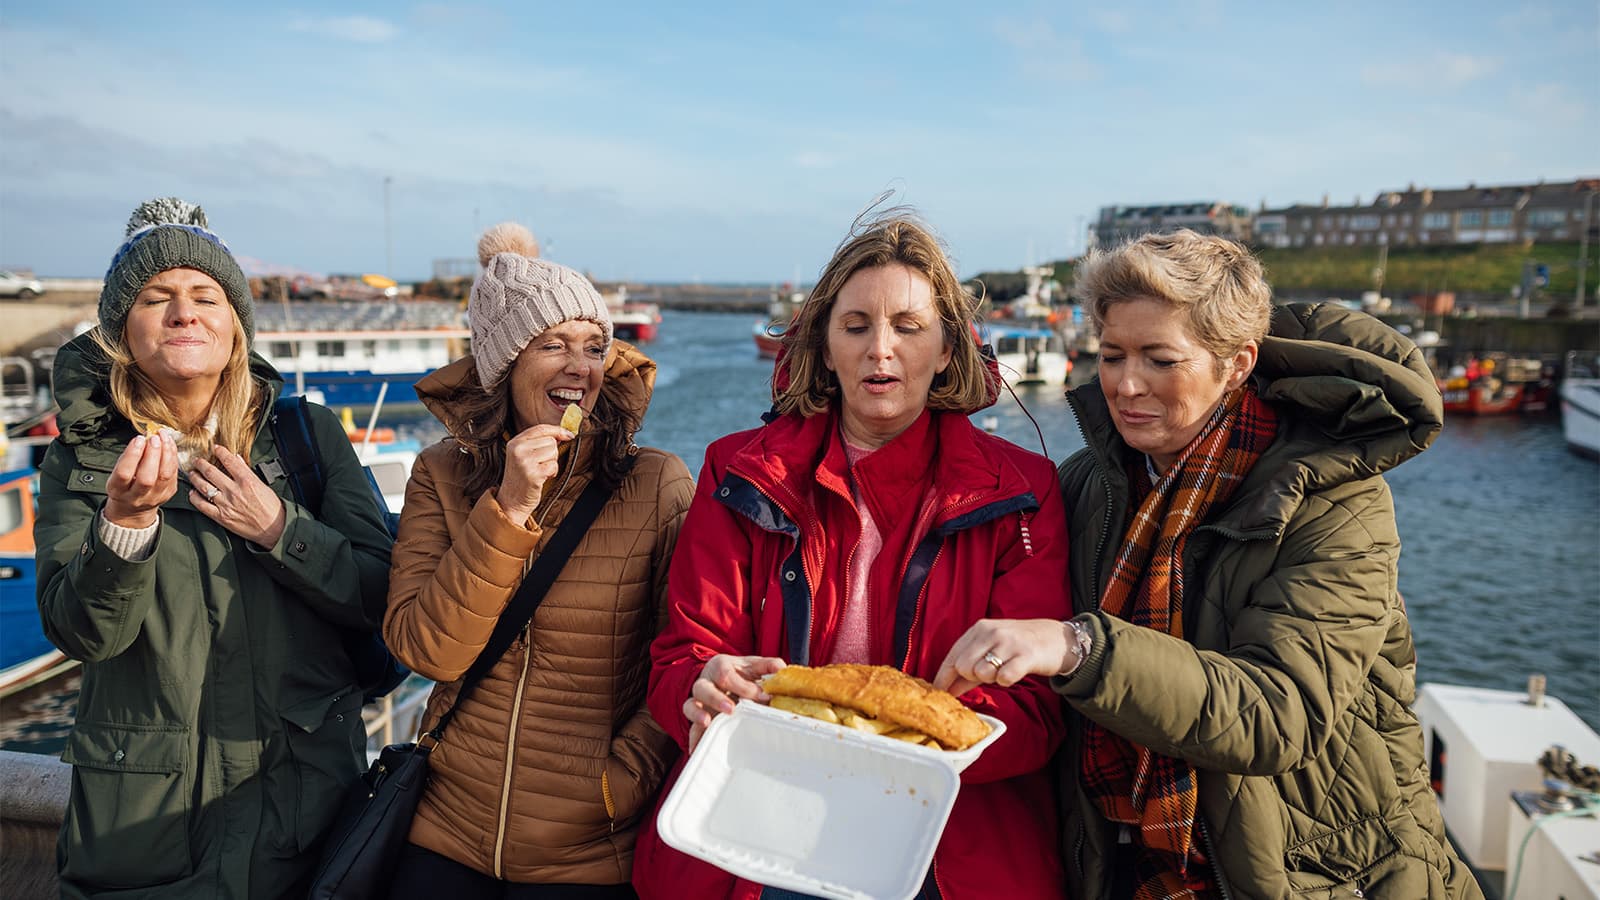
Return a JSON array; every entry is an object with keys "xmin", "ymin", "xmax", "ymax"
[
  {"xmin": 1070, "ymin": 301, "xmax": 1442, "ymax": 533},
  {"xmin": 415, "ymin": 338, "xmax": 657, "ymax": 439},
  {"xmin": 50, "ymin": 331, "xmax": 286, "ymax": 453}
]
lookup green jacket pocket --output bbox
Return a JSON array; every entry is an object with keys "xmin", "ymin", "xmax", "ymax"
[{"xmin": 60, "ymin": 723, "xmax": 193, "ymax": 888}]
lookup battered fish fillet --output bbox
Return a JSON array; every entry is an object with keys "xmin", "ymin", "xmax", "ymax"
[{"xmin": 763, "ymin": 663, "xmax": 991, "ymax": 751}]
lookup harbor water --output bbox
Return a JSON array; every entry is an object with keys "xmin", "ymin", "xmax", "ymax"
[{"xmin": 3, "ymin": 309, "xmax": 1597, "ymax": 753}]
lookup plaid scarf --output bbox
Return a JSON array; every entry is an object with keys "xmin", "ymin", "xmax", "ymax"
[{"xmin": 1081, "ymin": 384, "xmax": 1278, "ymax": 900}]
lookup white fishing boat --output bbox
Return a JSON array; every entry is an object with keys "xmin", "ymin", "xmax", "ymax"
[
  {"xmin": 1416, "ymin": 677, "xmax": 1600, "ymax": 898},
  {"xmin": 254, "ymin": 300, "xmax": 469, "ymax": 407},
  {"xmin": 987, "ymin": 325, "xmax": 1071, "ymax": 387},
  {"xmin": 1560, "ymin": 351, "xmax": 1600, "ymax": 460}
]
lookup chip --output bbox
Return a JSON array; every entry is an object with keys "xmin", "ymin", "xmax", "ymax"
[{"xmin": 560, "ymin": 403, "xmax": 583, "ymax": 434}]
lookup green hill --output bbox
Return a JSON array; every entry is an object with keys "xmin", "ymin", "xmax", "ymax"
[{"xmin": 972, "ymin": 242, "xmax": 1597, "ymax": 303}]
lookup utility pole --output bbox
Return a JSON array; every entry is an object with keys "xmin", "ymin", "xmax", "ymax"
[
  {"xmin": 1578, "ymin": 190, "xmax": 1597, "ymax": 307},
  {"xmin": 383, "ymin": 176, "xmax": 394, "ymax": 278}
]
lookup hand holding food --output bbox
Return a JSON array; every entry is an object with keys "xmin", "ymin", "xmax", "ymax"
[
  {"xmin": 498, "ymin": 424, "xmax": 574, "ymax": 526},
  {"xmin": 103, "ymin": 432, "xmax": 180, "ymax": 529},
  {"xmin": 932, "ymin": 617, "xmax": 1080, "ymax": 697},
  {"xmin": 763, "ymin": 663, "xmax": 991, "ymax": 751},
  {"xmin": 684, "ymin": 653, "xmax": 786, "ymax": 752}
]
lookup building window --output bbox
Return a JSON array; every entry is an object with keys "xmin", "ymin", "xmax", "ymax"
[
  {"xmin": 1529, "ymin": 209, "xmax": 1567, "ymax": 226},
  {"xmin": 1422, "ymin": 212, "xmax": 1450, "ymax": 229},
  {"xmin": 1459, "ymin": 211, "xmax": 1483, "ymax": 227},
  {"xmin": 316, "ymin": 341, "xmax": 346, "ymax": 358},
  {"xmin": 1401, "ymin": 214, "xmax": 1412, "ymax": 226},
  {"xmin": 1487, "ymin": 209, "xmax": 1513, "ymax": 226},
  {"xmin": 270, "ymin": 342, "xmax": 293, "ymax": 358},
  {"xmin": 1350, "ymin": 214, "xmax": 1380, "ymax": 230}
]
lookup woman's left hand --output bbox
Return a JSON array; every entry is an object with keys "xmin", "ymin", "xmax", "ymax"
[
  {"xmin": 189, "ymin": 446, "xmax": 288, "ymax": 548},
  {"xmin": 933, "ymin": 618, "xmax": 1075, "ymax": 697}
]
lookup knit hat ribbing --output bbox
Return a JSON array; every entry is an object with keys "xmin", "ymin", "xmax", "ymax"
[
  {"xmin": 468, "ymin": 224, "xmax": 611, "ymax": 388},
  {"xmin": 98, "ymin": 198, "xmax": 255, "ymax": 346}
]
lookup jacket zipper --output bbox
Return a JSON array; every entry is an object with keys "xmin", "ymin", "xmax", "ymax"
[
  {"xmin": 727, "ymin": 468, "xmax": 823, "ymax": 653},
  {"xmin": 1196, "ymin": 815, "xmax": 1236, "ymax": 900},
  {"xmin": 492, "ymin": 625, "xmax": 535, "ymax": 878}
]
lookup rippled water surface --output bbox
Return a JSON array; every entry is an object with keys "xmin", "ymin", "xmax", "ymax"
[{"xmin": 4, "ymin": 310, "xmax": 1596, "ymax": 752}]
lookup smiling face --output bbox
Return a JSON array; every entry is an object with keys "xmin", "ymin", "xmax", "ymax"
[
  {"xmin": 823, "ymin": 263, "xmax": 953, "ymax": 450},
  {"xmin": 123, "ymin": 267, "xmax": 237, "ymax": 402},
  {"xmin": 1097, "ymin": 296, "xmax": 1257, "ymax": 473},
  {"xmin": 507, "ymin": 319, "xmax": 607, "ymax": 432}
]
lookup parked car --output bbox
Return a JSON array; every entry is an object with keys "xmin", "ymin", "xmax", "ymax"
[{"xmin": 0, "ymin": 270, "xmax": 44, "ymax": 300}]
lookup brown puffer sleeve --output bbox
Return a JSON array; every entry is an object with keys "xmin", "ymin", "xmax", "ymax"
[{"xmin": 384, "ymin": 447, "xmax": 541, "ymax": 682}]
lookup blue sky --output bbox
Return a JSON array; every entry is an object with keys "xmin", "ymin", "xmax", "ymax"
[{"xmin": 0, "ymin": 1, "xmax": 1594, "ymax": 282}]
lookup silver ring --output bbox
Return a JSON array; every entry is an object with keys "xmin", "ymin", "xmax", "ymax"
[
  {"xmin": 982, "ymin": 651, "xmax": 1005, "ymax": 670},
  {"xmin": 205, "ymin": 487, "xmax": 220, "ymax": 502}
]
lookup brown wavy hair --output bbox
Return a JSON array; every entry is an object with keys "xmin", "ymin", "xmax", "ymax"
[
  {"xmin": 445, "ymin": 359, "xmax": 640, "ymax": 501},
  {"xmin": 773, "ymin": 209, "xmax": 988, "ymax": 418}
]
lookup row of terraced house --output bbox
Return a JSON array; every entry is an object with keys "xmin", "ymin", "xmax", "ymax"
[{"xmin": 1093, "ymin": 177, "xmax": 1600, "ymax": 250}]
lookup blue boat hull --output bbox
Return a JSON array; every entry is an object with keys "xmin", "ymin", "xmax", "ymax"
[
  {"xmin": 282, "ymin": 371, "xmax": 429, "ymax": 407},
  {"xmin": 0, "ymin": 554, "xmax": 50, "ymax": 670}
]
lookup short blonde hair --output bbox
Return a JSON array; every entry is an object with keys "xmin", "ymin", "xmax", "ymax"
[
  {"xmin": 774, "ymin": 212, "xmax": 989, "ymax": 417},
  {"xmin": 1075, "ymin": 229, "xmax": 1272, "ymax": 361}
]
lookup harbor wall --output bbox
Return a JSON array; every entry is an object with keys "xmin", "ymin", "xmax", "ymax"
[{"xmin": 0, "ymin": 750, "xmax": 67, "ymax": 899}]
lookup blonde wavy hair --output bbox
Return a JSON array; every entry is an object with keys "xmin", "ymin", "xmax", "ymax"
[
  {"xmin": 90, "ymin": 302, "xmax": 263, "ymax": 463},
  {"xmin": 1075, "ymin": 229, "xmax": 1272, "ymax": 371},
  {"xmin": 774, "ymin": 211, "xmax": 989, "ymax": 417}
]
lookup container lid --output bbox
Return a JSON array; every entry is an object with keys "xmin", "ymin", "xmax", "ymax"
[{"xmin": 657, "ymin": 701, "xmax": 1002, "ymax": 900}]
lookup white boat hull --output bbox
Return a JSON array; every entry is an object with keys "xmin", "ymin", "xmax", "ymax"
[
  {"xmin": 996, "ymin": 351, "xmax": 1070, "ymax": 387},
  {"xmin": 1560, "ymin": 377, "xmax": 1600, "ymax": 459}
]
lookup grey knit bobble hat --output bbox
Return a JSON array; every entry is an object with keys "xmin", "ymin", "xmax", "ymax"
[
  {"xmin": 468, "ymin": 222, "xmax": 612, "ymax": 389},
  {"xmin": 99, "ymin": 197, "xmax": 255, "ymax": 345}
]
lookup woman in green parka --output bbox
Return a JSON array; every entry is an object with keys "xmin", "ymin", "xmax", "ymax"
[
  {"xmin": 34, "ymin": 198, "xmax": 393, "ymax": 898},
  {"xmin": 935, "ymin": 231, "xmax": 1482, "ymax": 899}
]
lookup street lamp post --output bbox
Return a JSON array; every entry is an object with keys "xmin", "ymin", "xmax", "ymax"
[
  {"xmin": 384, "ymin": 176, "xmax": 394, "ymax": 279},
  {"xmin": 1577, "ymin": 190, "xmax": 1597, "ymax": 307}
]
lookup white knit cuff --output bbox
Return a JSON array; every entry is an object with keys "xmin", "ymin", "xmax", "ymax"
[{"xmin": 98, "ymin": 509, "xmax": 159, "ymax": 561}]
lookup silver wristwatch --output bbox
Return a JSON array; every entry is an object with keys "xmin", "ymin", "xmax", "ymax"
[{"xmin": 1059, "ymin": 618, "xmax": 1093, "ymax": 677}]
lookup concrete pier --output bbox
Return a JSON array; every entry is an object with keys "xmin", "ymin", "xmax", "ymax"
[{"xmin": 0, "ymin": 749, "xmax": 68, "ymax": 899}]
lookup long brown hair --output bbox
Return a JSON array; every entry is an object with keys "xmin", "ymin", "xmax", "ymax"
[
  {"xmin": 447, "ymin": 360, "xmax": 640, "ymax": 501},
  {"xmin": 89, "ymin": 304, "xmax": 264, "ymax": 461},
  {"xmin": 773, "ymin": 209, "xmax": 989, "ymax": 418}
]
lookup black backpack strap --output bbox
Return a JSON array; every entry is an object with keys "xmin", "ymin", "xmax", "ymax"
[
  {"xmin": 430, "ymin": 462, "xmax": 629, "ymax": 739},
  {"xmin": 270, "ymin": 395, "xmax": 325, "ymax": 513}
]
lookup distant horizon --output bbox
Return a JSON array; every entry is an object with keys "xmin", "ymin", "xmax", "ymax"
[{"xmin": 2, "ymin": 2, "xmax": 1594, "ymax": 282}]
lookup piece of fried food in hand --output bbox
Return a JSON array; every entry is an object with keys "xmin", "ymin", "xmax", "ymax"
[
  {"xmin": 769, "ymin": 695, "xmax": 840, "ymax": 724},
  {"xmin": 560, "ymin": 403, "xmax": 583, "ymax": 434},
  {"xmin": 763, "ymin": 663, "xmax": 990, "ymax": 751}
]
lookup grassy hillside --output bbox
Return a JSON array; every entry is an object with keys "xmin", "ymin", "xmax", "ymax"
[{"xmin": 972, "ymin": 241, "xmax": 1598, "ymax": 303}]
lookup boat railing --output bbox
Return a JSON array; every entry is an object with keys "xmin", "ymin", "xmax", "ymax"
[{"xmin": 362, "ymin": 674, "xmax": 434, "ymax": 755}]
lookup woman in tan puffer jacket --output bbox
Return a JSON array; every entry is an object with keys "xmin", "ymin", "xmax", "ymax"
[{"xmin": 383, "ymin": 224, "xmax": 693, "ymax": 898}]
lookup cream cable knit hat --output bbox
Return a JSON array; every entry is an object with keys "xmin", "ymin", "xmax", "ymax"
[{"xmin": 467, "ymin": 223, "xmax": 612, "ymax": 389}]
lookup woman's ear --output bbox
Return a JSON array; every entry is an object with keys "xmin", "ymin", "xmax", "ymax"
[{"xmin": 1226, "ymin": 340, "xmax": 1259, "ymax": 391}]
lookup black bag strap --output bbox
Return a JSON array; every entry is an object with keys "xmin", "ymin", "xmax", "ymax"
[
  {"xmin": 270, "ymin": 395, "xmax": 325, "ymax": 512},
  {"xmin": 428, "ymin": 460, "xmax": 630, "ymax": 741}
]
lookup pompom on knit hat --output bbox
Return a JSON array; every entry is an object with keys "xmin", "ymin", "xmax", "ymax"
[
  {"xmin": 99, "ymin": 197, "xmax": 255, "ymax": 346},
  {"xmin": 468, "ymin": 222, "xmax": 612, "ymax": 389}
]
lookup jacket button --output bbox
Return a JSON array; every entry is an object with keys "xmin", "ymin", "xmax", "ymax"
[
  {"xmin": 335, "ymin": 713, "xmax": 345, "ymax": 723},
  {"xmin": 718, "ymin": 487, "xmax": 730, "ymax": 498},
  {"xmin": 784, "ymin": 570, "xmax": 796, "ymax": 582},
  {"xmin": 80, "ymin": 473, "xmax": 94, "ymax": 483},
  {"xmin": 112, "ymin": 749, "xmax": 125, "ymax": 762},
  {"xmin": 293, "ymin": 541, "xmax": 307, "ymax": 553}
]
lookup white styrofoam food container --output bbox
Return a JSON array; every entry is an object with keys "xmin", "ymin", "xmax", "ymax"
[{"xmin": 656, "ymin": 701, "xmax": 1004, "ymax": 900}]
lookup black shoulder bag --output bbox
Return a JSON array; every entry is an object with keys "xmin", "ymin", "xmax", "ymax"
[{"xmin": 307, "ymin": 468, "xmax": 624, "ymax": 900}]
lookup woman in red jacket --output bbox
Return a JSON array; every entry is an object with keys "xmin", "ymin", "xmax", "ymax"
[{"xmin": 634, "ymin": 211, "xmax": 1072, "ymax": 899}]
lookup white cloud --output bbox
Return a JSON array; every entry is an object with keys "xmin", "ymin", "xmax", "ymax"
[
  {"xmin": 287, "ymin": 15, "xmax": 400, "ymax": 44},
  {"xmin": 1360, "ymin": 52, "xmax": 1502, "ymax": 90}
]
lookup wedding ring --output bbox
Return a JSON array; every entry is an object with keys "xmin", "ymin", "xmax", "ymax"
[
  {"xmin": 205, "ymin": 487, "xmax": 220, "ymax": 502},
  {"xmin": 982, "ymin": 651, "xmax": 1005, "ymax": 670}
]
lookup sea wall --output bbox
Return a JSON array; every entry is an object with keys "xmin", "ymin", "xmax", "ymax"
[{"xmin": 0, "ymin": 750, "xmax": 67, "ymax": 899}]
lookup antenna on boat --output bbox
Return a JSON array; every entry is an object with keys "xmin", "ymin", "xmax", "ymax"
[{"xmin": 360, "ymin": 382, "xmax": 389, "ymax": 457}]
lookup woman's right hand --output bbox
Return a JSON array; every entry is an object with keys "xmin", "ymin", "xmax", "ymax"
[
  {"xmin": 103, "ymin": 432, "xmax": 179, "ymax": 529},
  {"xmin": 497, "ymin": 424, "xmax": 574, "ymax": 526},
  {"xmin": 684, "ymin": 654, "xmax": 786, "ymax": 752}
]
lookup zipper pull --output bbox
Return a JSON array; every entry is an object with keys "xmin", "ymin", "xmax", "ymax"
[{"xmin": 1019, "ymin": 511, "xmax": 1035, "ymax": 557}]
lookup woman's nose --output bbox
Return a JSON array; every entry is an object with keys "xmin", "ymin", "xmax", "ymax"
[
  {"xmin": 167, "ymin": 300, "xmax": 200, "ymax": 324},
  {"xmin": 867, "ymin": 326, "xmax": 895, "ymax": 359}
]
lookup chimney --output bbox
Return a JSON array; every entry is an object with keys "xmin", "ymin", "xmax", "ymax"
[
  {"xmin": 1422, "ymin": 188, "xmax": 1433, "ymax": 207},
  {"xmin": 1407, "ymin": 181, "xmax": 1416, "ymax": 193},
  {"xmin": 1321, "ymin": 193, "xmax": 1330, "ymax": 209}
]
